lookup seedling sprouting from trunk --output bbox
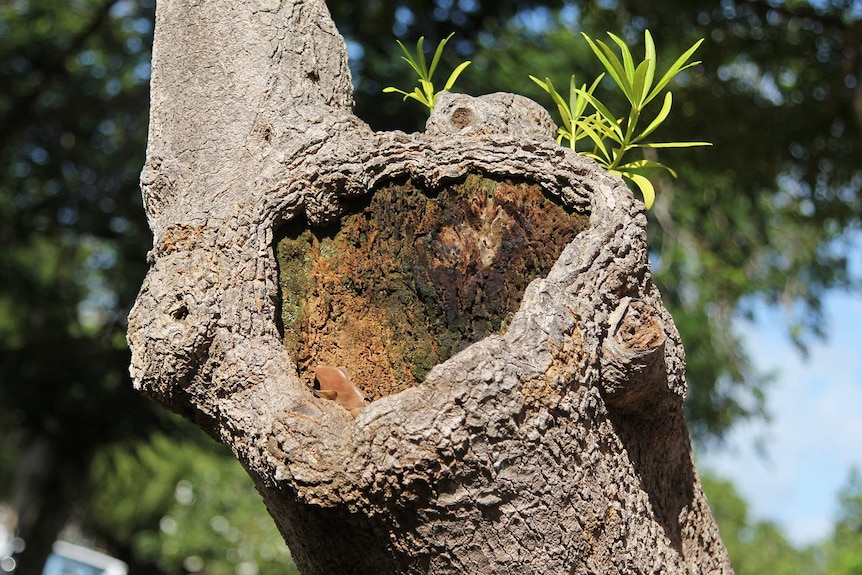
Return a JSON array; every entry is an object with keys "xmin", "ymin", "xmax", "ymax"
[
  {"xmin": 383, "ymin": 33, "xmax": 472, "ymax": 113},
  {"xmin": 531, "ymin": 30, "xmax": 711, "ymax": 208}
]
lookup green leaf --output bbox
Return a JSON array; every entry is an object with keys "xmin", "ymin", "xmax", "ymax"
[
  {"xmin": 618, "ymin": 171, "xmax": 656, "ymax": 209},
  {"xmin": 632, "ymin": 59, "xmax": 653, "ymax": 109},
  {"xmin": 419, "ymin": 77, "xmax": 434, "ymax": 97},
  {"xmin": 575, "ymin": 88, "xmax": 623, "ymax": 142},
  {"xmin": 429, "ymin": 33, "xmax": 454, "ymax": 80},
  {"xmin": 647, "ymin": 38, "xmax": 704, "ymax": 103},
  {"xmin": 580, "ymin": 150, "xmax": 608, "ymax": 164},
  {"xmin": 413, "ymin": 86, "xmax": 433, "ymax": 108},
  {"xmin": 638, "ymin": 141, "xmax": 713, "ymax": 148},
  {"xmin": 617, "ymin": 158, "xmax": 678, "ymax": 178},
  {"xmin": 558, "ymin": 104, "xmax": 573, "ymax": 131},
  {"xmin": 582, "ymin": 33, "xmax": 634, "ymax": 103},
  {"xmin": 528, "ymin": 75, "xmax": 549, "ymax": 91},
  {"xmin": 444, "ymin": 60, "xmax": 472, "ymax": 91},
  {"xmin": 396, "ymin": 39, "xmax": 425, "ymax": 79},
  {"xmin": 416, "ymin": 36, "xmax": 428, "ymax": 77},
  {"xmin": 536, "ymin": 76, "xmax": 575, "ymax": 132},
  {"xmin": 578, "ymin": 120, "xmax": 612, "ymax": 163},
  {"xmin": 568, "ymin": 75, "xmax": 580, "ymax": 121},
  {"xmin": 574, "ymin": 73, "xmax": 605, "ymax": 119},
  {"xmin": 607, "ymin": 32, "xmax": 636, "ymax": 82},
  {"xmin": 531, "ymin": 28, "xmax": 710, "ymax": 210},
  {"xmin": 635, "ymin": 91, "xmax": 673, "ymax": 142},
  {"xmin": 643, "ymin": 30, "xmax": 657, "ymax": 104},
  {"xmin": 398, "ymin": 56, "xmax": 422, "ymax": 79},
  {"xmin": 384, "ymin": 33, "xmax": 471, "ymax": 114}
]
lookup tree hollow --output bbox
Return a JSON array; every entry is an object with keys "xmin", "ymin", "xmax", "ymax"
[{"xmin": 275, "ymin": 174, "xmax": 590, "ymax": 402}]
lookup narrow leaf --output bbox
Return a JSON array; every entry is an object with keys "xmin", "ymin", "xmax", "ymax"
[
  {"xmin": 626, "ymin": 173, "xmax": 656, "ymax": 208},
  {"xmin": 416, "ymin": 36, "xmax": 428, "ymax": 78},
  {"xmin": 418, "ymin": 78, "xmax": 435, "ymax": 104},
  {"xmin": 443, "ymin": 60, "xmax": 472, "ymax": 91},
  {"xmin": 544, "ymin": 77, "xmax": 570, "ymax": 117},
  {"xmin": 410, "ymin": 87, "xmax": 432, "ymax": 108},
  {"xmin": 643, "ymin": 30, "xmax": 657, "ymax": 104},
  {"xmin": 400, "ymin": 54, "xmax": 424, "ymax": 78},
  {"xmin": 617, "ymin": 158, "xmax": 678, "ymax": 178},
  {"xmin": 582, "ymin": 33, "xmax": 634, "ymax": 103},
  {"xmin": 568, "ymin": 75, "xmax": 579, "ymax": 120},
  {"xmin": 581, "ymin": 151, "xmax": 609, "ymax": 164},
  {"xmin": 647, "ymin": 38, "xmax": 704, "ymax": 103},
  {"xmin": 639, "ymin": 141, "xmax": 712, "ymax": 148},
  {"xmin": 578, "ymin": 121, "xmax": 612, "ymax": 163},
  {"xmin": 429, "ymin": 33, "xmax": 454, "ymax": 80},
  {"xmin": 395, "ymin": 39, "xmax": 414, "ymax": 63},
  {"xmin": 635, "ymin": 91, "xmax": 673, "ymax": 142},
  {"xmin": 383, "ymin": 86, "xmax": 409, "ymax": 97},
  {"xmin": 608, "ymin": 32, "xmax": 636, "ymax": 81},
  {"xmin": 574, "ymin": 73, "xmax": 605, "ymax": 118},
  {"xmin": 576, "ymin": 88, "xmax": 623, "ymax": 141},
  {"xmin": 558, "ymin": 102, "xmax": 573, "ymax": 131},
  {"xmin": 632, "ymin": 59, "xmax": 652, "ymax": 109},
  {"xmin": 529, "ymin": 75, "xmax": 550, "ymax": 92}
]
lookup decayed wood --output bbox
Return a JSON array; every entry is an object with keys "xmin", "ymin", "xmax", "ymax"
[
  {"xmin": 127, "ymin": 1, "xmax": 732, "ymax": 573},
  {"xmin": 274, "ymin": 175, "xmax": 592, "ymax": 403}
]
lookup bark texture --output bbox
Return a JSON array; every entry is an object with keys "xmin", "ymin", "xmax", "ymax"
[{"xmin": 127, "ymin": 1, "xmax": 733, "ymax": 573}]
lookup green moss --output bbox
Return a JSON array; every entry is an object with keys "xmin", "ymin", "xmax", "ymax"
[{"xmin": 274, "ymin": 224, "xmax": 313, "ymax": 358}]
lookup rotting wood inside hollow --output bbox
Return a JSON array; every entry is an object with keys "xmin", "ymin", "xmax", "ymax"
[{"xmin": 274, "ymin": 174, "xmax": 591, "ymax": 401}]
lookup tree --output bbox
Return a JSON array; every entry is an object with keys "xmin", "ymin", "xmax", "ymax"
[
  {"xmin": 6, "ymin": 0, "xmax": 858, "ymax": 570},
  {"xmin": 128, "ymin": 1, "xmax": 730, "ymax": 572},
  {"xmin": 820, "ymin": 468, "xmax": 862, "ymax": 574},
  {"xmin": 700, "ymin": 471, "xmax": 818, "ymax": 574},
  {"xmin": 0, "ymin": 1, "xmax": 165, "ymax": 573},
  {"xmin": 83, "ymin": 429, "xmax": 297, "ymax": 575}
]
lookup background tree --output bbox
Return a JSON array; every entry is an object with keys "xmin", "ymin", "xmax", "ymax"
[
  {"xmin": 83, "ymin": 431, "xmax": 296, "ymax": 575},
  {"xmin": 699, "ymin": 471, "xmax": 819, "ymax": 574},
  {"xmin": 0, "ymin": 1, "xmax": 163, "ymax": 573},
  {"xmin": 819, "ymin": 468, "xmax": 862, "ymax": 574}
]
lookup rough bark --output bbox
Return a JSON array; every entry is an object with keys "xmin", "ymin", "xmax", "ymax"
[{"xmin": 127, "ymin": 1, "xmax": 733, "ymax": 573}]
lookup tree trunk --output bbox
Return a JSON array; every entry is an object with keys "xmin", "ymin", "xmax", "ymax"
[{"xmin": 127, "ymin": 1, "xmax": 733, "ymax": 573}]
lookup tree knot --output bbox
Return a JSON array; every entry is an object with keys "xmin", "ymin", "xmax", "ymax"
[{"xmin": 426, "ymin": 91, "xmax": 557, "ymax": 141}]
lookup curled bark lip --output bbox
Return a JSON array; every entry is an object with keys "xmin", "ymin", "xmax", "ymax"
[{"xmin": 129, "ymin": 1, "xmax": 731, "ymax": 572}]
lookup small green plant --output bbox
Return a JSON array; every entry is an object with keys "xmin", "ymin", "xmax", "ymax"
[
  {"xmin": 383, "ymin": 33, "xmax": 472, "ymax": 113},
  {"xmin": 531, "ymin": 30, "xmax": 710, "ymax": 208}
]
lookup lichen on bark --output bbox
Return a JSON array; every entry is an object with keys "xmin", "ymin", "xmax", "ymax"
[{"xmin": 276, "ymin": 174, "xmax": 590, "ymax": 400}]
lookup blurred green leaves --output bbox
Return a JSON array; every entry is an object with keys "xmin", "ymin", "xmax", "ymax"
[
  {"xmin": 821, "ymin": 468, "xmax": 862, "ymax": 574},
  {"xmin": 701, "ymin": 470, "xmax": 819, "ymax": 574},
  {"xmin": 86, "ymin": 428, "xmax": 298, "ymax": 575},
  {"xmin": 702, "ymin": 467, "xmax": 862, "ymax": 575},
  {"xmin": 1, "ymin": 0, "xmax": 861, "ymax": 570}
]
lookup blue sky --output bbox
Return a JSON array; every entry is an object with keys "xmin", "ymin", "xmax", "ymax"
[{"xmin": 698, "ymin": 234, "xmax": 862, "ymax": 546}]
